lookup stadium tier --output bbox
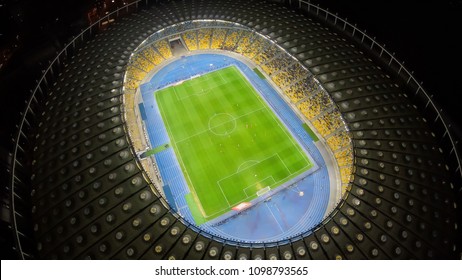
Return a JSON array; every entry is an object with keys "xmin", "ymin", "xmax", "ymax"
[{"xmin": 6, "ymin": 0, "xmax": 460, "ymax": 260}]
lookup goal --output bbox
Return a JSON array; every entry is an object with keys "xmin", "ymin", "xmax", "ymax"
[{"xmin": 256, "ymin": 186, "xmax": 271, "ymax": 196}]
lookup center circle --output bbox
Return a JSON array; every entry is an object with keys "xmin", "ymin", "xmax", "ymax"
[{"xmin": 208, "ymin": 113, "xmax": 236, "ymax": 136}]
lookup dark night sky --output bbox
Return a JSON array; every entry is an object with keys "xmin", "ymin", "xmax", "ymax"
[{"xmin": 0, "ymin": 0, "xmax": 461, "ymax": 146}]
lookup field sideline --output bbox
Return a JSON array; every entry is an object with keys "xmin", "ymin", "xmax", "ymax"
[{"xmin": 155, "ymin": 66, "xmax": 313, "ymax": 224}]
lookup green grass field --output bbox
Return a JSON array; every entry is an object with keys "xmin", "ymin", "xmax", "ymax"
[{"xmin": 155, "ymin": 66, "xmax": 312, "ymax": 224}]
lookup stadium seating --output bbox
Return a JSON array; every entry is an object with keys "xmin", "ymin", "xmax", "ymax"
[
  {"xmin": 271, "ymin": 63, "xmax": 306, "ymax": 92},
  {"xmin": 221, "ymin": 29, "xmax": 242, "ymax": 50},
  {"xmin": 139, "ymin": 46, "xmax": 161, "ymax": 65},
  {"xmin": 234, "ymin": 32, "xmax": 256, "ymax": 55},
  {"xmin": 312, "ymin": 110, "xmax": 343, "ymax": 136},
  {"xmin": 198, "ymin": 28, "xmax": 213, "ymax": 49},
  {"xmin": 153, "ymin": 39, "xmax": 173, "ymax": 59},
  {"xmin": 249, "ymin": 36, "xmax": 270, "ymax": 63},
  {"xmin": 285, "ymin": 79, "xmax": 310, "ymax": 103},
  {"xmin": 182, "ymin": 30, "xmax": 198, "ymax": 51},
  {"xmin": 123, "ymin": 23, "xmax": 355, "ymax": 204},
  {"xmin": 210, "ymin": 29, "xmax": 227, "ymax": 49},
  {"xmin": 13, "ymin": 0, "xmax": 458, "ymax": 261}
]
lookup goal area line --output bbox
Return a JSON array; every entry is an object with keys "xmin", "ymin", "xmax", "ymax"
[{"xmin": 206, "ymin": 167, "xmax": 316, "ymax": 227}]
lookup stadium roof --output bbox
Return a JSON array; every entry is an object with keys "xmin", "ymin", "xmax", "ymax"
[{"xmin": 3, "ymin": 0, "xmax": 461, "ymax": 259}]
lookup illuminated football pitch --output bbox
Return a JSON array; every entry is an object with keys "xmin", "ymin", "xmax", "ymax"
[{"xmin": 155, "ymin": 66, "xmax": 313, "ymax": 224}]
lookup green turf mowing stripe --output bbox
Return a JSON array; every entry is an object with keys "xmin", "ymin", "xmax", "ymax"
[
  {"xmin": 303, "ymin": 123, "xmax": 319, "ymax": 142},
  {"xmin": 143, "ymin": 143, "xmax": 170, "ymax": 157},
  {"xmin": 156, "ymin": 65, "xmax": 312, "ymax": 222},
  {"xmin": 253, "ymin": 67, "xmax": 266, "ymax": 79},
  {"xmin": 185, "ymin": 193, "xmax": 207, "ymax": 225}
]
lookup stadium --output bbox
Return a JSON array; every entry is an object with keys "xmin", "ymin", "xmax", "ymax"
[{"xmin": 1, "ymin": 0, "xmax": 461, "ymax": 259}]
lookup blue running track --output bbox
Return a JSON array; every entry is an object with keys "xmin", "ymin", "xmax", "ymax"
[{"xmin": 139, "ymin": 53, "xmax": 330, "ymax": 243}]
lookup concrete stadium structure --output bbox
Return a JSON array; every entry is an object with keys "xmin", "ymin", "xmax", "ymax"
[{"xmin": 6, "ymin": 0, "xmax": 461, "ymax": 259}]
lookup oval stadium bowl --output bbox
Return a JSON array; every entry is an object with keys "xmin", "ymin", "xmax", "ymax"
[{"xmin": 4, "ymin": 0, "xmax": 461, "ymax": 260}]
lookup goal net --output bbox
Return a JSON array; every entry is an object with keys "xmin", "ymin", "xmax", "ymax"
[{"xmin": 256, "ymin": 186, "xmax": 271, "ymax": 196}]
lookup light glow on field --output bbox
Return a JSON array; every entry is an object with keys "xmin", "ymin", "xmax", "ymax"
[{"xmin": 155, "ymin": 66, "xmax": 313, "ymax": 224}]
